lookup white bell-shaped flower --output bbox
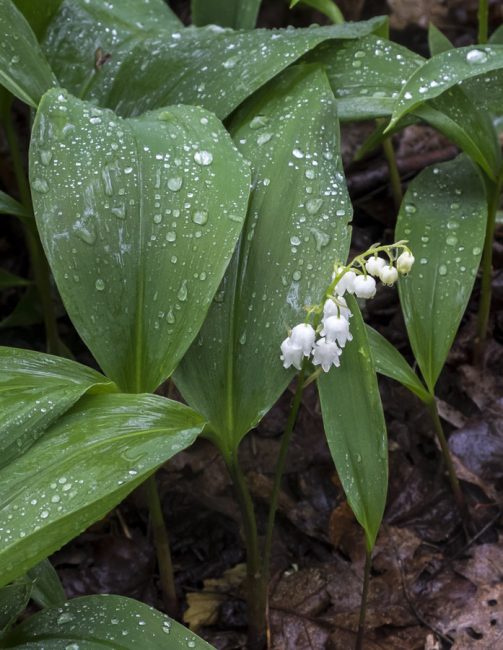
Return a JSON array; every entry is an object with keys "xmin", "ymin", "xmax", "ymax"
[
  {"xmin": 396, "ymin": 251, "xmax": 415, "ymax": 274},
  {"xmin": 323, "ymin": 297, "xmax": 352, "ymax": 321},
  {"xmin": 333, "ymin": 268, "xmax": 357, "ymax": 296},
  {"xmin": 365, "ymin": 256, "xmax": 386, "ymax": 277},
  {"xmin": 312, "ymin": 337, "xmax": 342, "ymax": 372},
  {"xmin": 290, "ymin": 323, "xmax": 316, "ymax": 356},
  {"xmin": 321, "ymin": 314, "xmax": 352, "ymax": 348},
  {"xmin": 379, "ymin": 264, "xmax": 399, "ymax": 286},
  {"xmin": 353, "ymin": 274, "xmax": 376, "ymax": 299},
  {"xmin": 280, "ymin": 337, "xmax": 303, "ymax": 370}
]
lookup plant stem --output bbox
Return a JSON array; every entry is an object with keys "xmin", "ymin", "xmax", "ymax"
[
  {"xmin": 226, "ymin": 449, "xmax": 266, "ymax": 650},
  {"xmin": 426, "ymin": 397, "xmax": 469, "ymax": 530},
  {"xmin": 262, "ymin": 366, "xmax": 307, "ymax": 584},
  {"xmin": 477, "ymin": 0, "xmax": 489, "ymax": 44},
  {"xmin": 475, "ymin": 178, "xmax": 501, "ymax": 365},
  {"xmin": 3, "ymin": 108, "xmax": 60, "ymax": 354},
  {"xmin": 355, "ymin": 550, "xmax": 372, "ymax": 650},
  {"xmin": 382, "ymin": 136, "xmax": 403, "ymax": 211},
  {"xmin": 145, "ymin": 474, "xmax": 179, "ymax": 617}
]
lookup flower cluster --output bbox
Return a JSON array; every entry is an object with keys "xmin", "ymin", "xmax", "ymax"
[{"xmin": 280, "ymin": 245, "xmax": 414, "ymax": 373}]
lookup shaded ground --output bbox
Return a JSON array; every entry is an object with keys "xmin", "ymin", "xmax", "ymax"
[{"xmin": 1, "ymin": 1, "xmax": 502, "ymax": 648}]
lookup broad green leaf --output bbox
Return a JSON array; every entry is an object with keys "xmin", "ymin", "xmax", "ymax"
[
  {"xmin": 427, "ymin": 23, "xmax": 453, "ymax": 56},
  {"xmin": 3, "ymin": 595, "xmax": 213, "ymax": 649},
  {"xmin": 396, "ymin": 155, "xmax": 488, "ymax": 392},
  {"xmin": 366, "ymin": 326, "xmax": 430, "ymax": 403},
  {"xmin": 0, "ymin": 270, "xmax": 30, "ymax": 289},
  {"xmin": 318, "ymin": 298, "xmax": 387, "ymax": 551},
  {"xmin": 192, "ymin": 0, "xmax": 261, "ymax": 29},
  {"xmin": 0, "ymin": 583, "xmax": 31, "ymax": 633},
  {"xmin": 307, "ymin": 34, "xmax": 423, "ymax": 121},
  {"xmin": 0, "ymin": 0, "xmax": 57, "ymax": 107},
  {"xmin": 290, "ymin": 0, "xmax": 344, "ymax": 25},
  {"xmin": 0, "ymin": 346, "xmax": 115, "ymax": 467},
  {"xmin": 175, "ymin": 65, "xmax": 352, "ymax": 453},
  {"xmin": 389, "ymin": 45, "xmax": 503, "ymax": 128},
  {"xmin": 43, "ymin": 3, "xmax": 386, "ymax": 119},
  {"xmin": 12, "ymin": 0, "xmax": 63, "ymax": 40},
  {"xmin": 0, "ymin": 393, "xmax": 205, "ymax": 587},
  {"xmin": 0, "ymin": 191, "xmax": 28, "ymax": 219},
  {"xmin": 30, "ymin": 88, "xmax": 250, "ymax": 393},
  {"xmin": 26, "ymin": 560, "xmax": 65, "ymax": 609}
]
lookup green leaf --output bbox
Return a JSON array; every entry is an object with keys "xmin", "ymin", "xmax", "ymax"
[
  {"xmin": 389, "ymin": 45, "xmax": 503, "ymax": 128},
  {"xmin": 0, "ymin": 393, "xmax": 205, "ymax": 587},
  {"xmin": 26, "ymin": 560, "xmax": 65, "ymax": 609},
  {"xmin": 318, "ymin": 298, "xmax": 387, "ymax": 551},
  {"xmin": 30, "ymin": 88, "xmax": 250, "ymax": 393},
  {"xmin": 290, "ymin": 0, "xmax": 344, "ymax": 25},
  {"xmin": 0, "ymin": 346, "xmax": 115, "ymax": 467},
  {"xmin": 366, "ymin": 326, "xmax": 430, "ymax": 403},
  {"xmin": 490, "ymin": 24, "xmax": 503, "ymax": 44},
  {"xmin": 12, "ymin": 0, "xmax": 63, "ymax": 40},
  {"xmin": 0, "ymin": 287, "xmax": 42, "ymax": 329},
  {"xmin": 175, "ymin": 65, "xmax": 352, "ymax": 453},
  {"xmin": 308, "ymin": 34, "xmax": 423, "ymax": 121},
  {"xmin": 2, "ymin": 595, "xmax": 214, "ymax": 649},
  {"xmin": 0, "ymin": 0, "xmax": 57, "ymax": 107},
  {"xmin": 43, "ymin": 3, "xmax": 386, "ymax": 119},
  {"xmin": 0, "ymin": 191, "xmax": 28, "ymax": 219},
  {"xmin": 0, "ymin": 583, "xmax": 31, "ymax": 633},
  {"xmin": 192, "ymin": 0, "xmax": 261, "ymax": 29},
  {"xmin": 396, "ymin": 155, "xmax": 488, "ymax": 392},
  {"xmin": 427, "ymin": 23, "xmax": 453, "ymax": 56},
  {"xmin": 0, "ymin": 270, "xmax": 30, "ymax": 289}
]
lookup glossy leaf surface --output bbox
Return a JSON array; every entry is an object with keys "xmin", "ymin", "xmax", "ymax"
[
  {"xmin": 0, "ymin": 393, "xmax": 205, "ymax": 587},
  {"xmin": 192, "ymin": 0, "xmax": 261, "ymax": 29},
  {"xmin": 175, "ymin": 65, "xmax": 352, "ymax": 452},
  {"xmin": 30, "ymin": 89, "xmax": 250, "ymax": 393},
  {"xmin": 26, "ymin": 560, "xmax": 66, "ymax": 609},
  {"xmin": 396, "ymin": 155, "xmax": 487, "ymax": 392},
  {"xmin": 366, "ymin": 326, "xmax": 430, "ymax": 403},
  {"xmin": 0, "ymin": 583, "xmax": 31, "ymax": 632},
  {"xmin": 0, "ymin": 0, "xmax": 56, "ymax": 106},
  {"xmin": 43, "ymin": 4, "xmax": 385, "ymax": 119},
  {"xmin": 3, "ymin": 595, "xmax": 213, "ymax": 649},
  {"xmin": 318, "ymin": 298, "xmax": 387, "ymax": 551},
  {"xmin": 0, "ymin": 346, "xmax": 115, "ymax": 467},
  {"xmin": 389, "ymin": 44, "xmax": 503, "ymax": 128}
]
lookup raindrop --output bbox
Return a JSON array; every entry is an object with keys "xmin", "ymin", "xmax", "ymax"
[
  {"xmin": 446, "ymin": 235, "xmax": 457, "ymax": 246},
  {"xmin": 290, "ymin": 235, "xmax": 301, "ymax": 246},
  {"xmin": 177, "ymin": 280, "xmax": 188, "ymax": 301},
  {"xmin": 192, "ymin": 209, "xmax": 208, "ymax": 225},
  {"xmin": 40, "ymin": 150, "xmax": 52, "ymax": 166},
  {"xmin": 95, "ymin": 278, "xmax": 105, "ymax": 291},
  {"xmin": 74, "ymin": 221, "xmax": 96, "ymax": 246},
  {"xmin": 438, "ymin": 264, "xmax": 448, "ymax": 276},
  {"xmin": 257, "ymin": 132, "xmax": 273, "ymax": 145},
  {"xmin": 223, "ymin": 55, "xmax": 240, "ymax": 69},
  {"xmin": 292, "ymin": 147, "xmax": 304, "ymax": 159},
  {"xmin": 472, "ymin": 246, "xmax": 481, "ymax": 255},
  {"xmin": 305, "ymin": 198, "xmax": 323, "ymax": 215},
  {"xmin": 167, "ymin": 309, "xmax": 175, "ymax": 324},
  {"xmin": 153, "ymin": 214, "xmax": 162, "ymax": 224},
  {"xmin": 111, "ymin": 205, "xmax": 126, "ymax": 219},
  {"xmin": 239, "ymin": 332, "xmax": 247, "ymax": 345},
  {"xmin": 466, "ymin": 49, "xmax": 488, "ymax": 64},
  {"xmin": 32, "ymin": 178, "xmax": 49, "ymax": 194},
  {"xmin": 292, "ymin": 270, "xmax": 302, "ymax": 281},
  {"xmin": 57, "ymin": 613, "xmax": 75, "ymax": 625},
  {"xmin": 249, "ymin": 115, "xmax": 268, "ymax": 129},
  {"xmin": 194, "ymin": 150, "xmax": 213, "ymax": 166},
  {"xmin": 310, "ymin": 228, "xmax": 330, "ymax": 251},
  {"xmin": 166, "ymin": 231, "xmax": 176, "ymax": 242},
  {"xmin": 65, "ymin": 644, "xmax": 79, "ymax": 650},
  {"xmin": 404, "ymin": 202, "xmax": 417, "ymax": 214},
  {"xmin": 167, "ymin": 176, "xmax": 183, "ymax": 191}
]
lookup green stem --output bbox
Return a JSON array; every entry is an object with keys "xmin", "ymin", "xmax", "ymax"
[
  {"xmin": 382, "ymin": 136, "xmax": 403, "ymax": 211},
  {"xmin": 426, "ymin": 397, "xmax": 469, "ymax": 530},
  {"xmin": 355, "ymin": 550, "xmax": 372, "ymax": 650},
  {"xmin": 3, "ymin": 108, "xmax": 60, "ymax": 354},
  {"xmin": 226, "ymin": 449, "xmax": 266, "ymax": 650},
  {"xmin": 475, "ymin": 178, "xmax": 502, "ymax": 364},
  {"xmin": 477, "ymin": 0, "xmax": 489, "ymax": 44},
  {"xmin": 145, "ymin": 474, "xmax": 179, "ymax": 617},
  {"xmin": 262, "ymin": 366, "xmax": 307, "ymax": 584}
]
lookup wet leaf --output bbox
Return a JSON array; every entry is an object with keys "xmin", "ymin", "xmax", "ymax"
[
  {"xmin": 0, "ymin": 270, "xmax": 30, "ymax": 289},
  {"xmin": 396, "ymin": 155, "xmax": 488, "ymax": 392},
  {"xmin": 0, "ymin": 393, "xmax": 205, "ymax": 587},
  {"xmin": 26, "ymin": 559, "xmax": 66, "ymax": 609},
  {"xmin": 175, "ymin": 65, "xmax": 351, "ymax": 452},
  {"xmin": 42, "ymin": 1, "xmax": 385, "ymax": 119},
  {"xmin": 366, "ymin": 326, "xmax": 430, "ymax": 403},
  {"xmin": 30, "ymin": 88, "xmax": 250, "ymax": 393},
  {"xmin": 389, "ymin": 44, "xmax": 503, "ymax": 129},
  {"xmin": 3, "ymin": 595, "xmax": 214, "ymax": 648},
  {"xmin": 0, "ymin": 0, "xmax": 56, "ymax": 107},
  {"xmin": 192, "ymin": 0, "xmax": 261, "ymax": 29},
  {"xmin": 0, "ymin": 346, "xmax": 115, "ymax": 467},
  {"xmin": 0, "ymin": 583, "xmax": 31, "ymax": 633},
  {"xmin": 0, "ymin": 191, "xmax": 28, "ymax": 219},
  {"xmin": 318, "ymin": 298, "xmax": 387, "ymax": 551}
]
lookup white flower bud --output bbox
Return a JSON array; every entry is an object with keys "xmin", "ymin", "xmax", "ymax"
[
  {"xmin": 280, "ymin": 337, "xmax": 303, "ymax": 370},
  {"xmin": 379, "ymin": 264, "xmax": 399, "ymax": 286},
  {"xmin": 321, "ymin": 314, "xmax": 352, "ymax": 348},
  {"xmin": 396, "ymin": 251, "xmax": 415, "ymax": 274},
  {"xmin": 353, "ymin": 275, "xmax": 376, "ymax": 299},
  {"xmin": 365, "ymin": 256, "xmax": 386, "ymax": 277},
  {"xmin": 334, "ymin": 269, "xmax": 357, "ymax": 297},
  {"xmin": 312, "ymin": 337, "xmax": 342, "ymax": 372},
  {"xmin": 323, "ymin": 297, "xmax": 352, "ymax": 321},
  {"xmin": 290, "ymin": 323, "xmax": 316, "ymax": 356}
]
